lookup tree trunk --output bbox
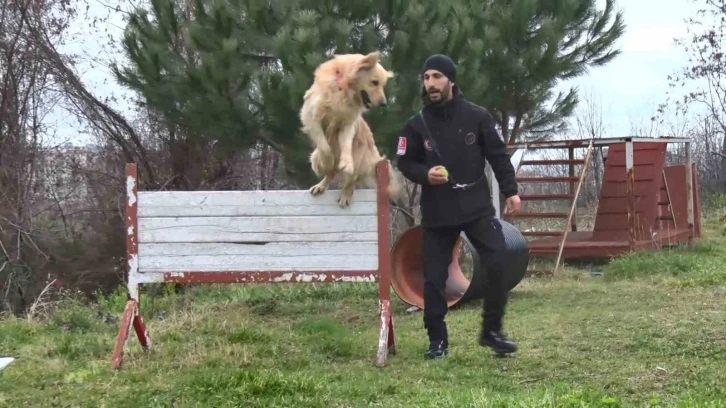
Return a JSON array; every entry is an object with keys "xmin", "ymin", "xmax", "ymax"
[{"xmin": 720, "ymin": 134, "xmax": 726, "ymax": 192}]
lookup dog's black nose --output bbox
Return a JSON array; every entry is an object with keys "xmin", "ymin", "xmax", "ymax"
[{"xmin": 381, "ymin": 100, "xmax": 387, "ymax": 107}]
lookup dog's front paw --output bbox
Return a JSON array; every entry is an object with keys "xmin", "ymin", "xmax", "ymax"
[
  {"xmin": 338, "ymin": 192, "xmax": 352, "ymax": 207},
  {"xmin": 309, "ymin": 182, "xmax": 327, "ymax": 196},
  {"xmin": 338, "ymin": 155, "xmax": 354, "ymax": 175}
]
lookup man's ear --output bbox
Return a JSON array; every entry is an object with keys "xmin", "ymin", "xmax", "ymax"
[{"xmin": 356, "ymin": 51, "xmax": 380, "ymax": 72}]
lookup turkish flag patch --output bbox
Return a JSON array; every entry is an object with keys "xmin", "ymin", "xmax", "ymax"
[{"xmin": 396, "ymin": 136, "xmax": 407, "ymax": 155}]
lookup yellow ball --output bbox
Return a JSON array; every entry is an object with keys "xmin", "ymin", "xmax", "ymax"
[{"xmin": 439, "ymin": 167, "xmax": 448, "ymax": 177}]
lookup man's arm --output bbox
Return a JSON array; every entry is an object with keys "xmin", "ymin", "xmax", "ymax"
[
  {"xmin": 477, "ymin": 109, "xmax": 518, "ymax": 198},
  {"xmin": 394, "ymin": 121, "xmax": 431, "ymax": 185}
]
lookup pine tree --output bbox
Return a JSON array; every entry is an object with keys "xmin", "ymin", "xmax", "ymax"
[
  {"xmin": 468, "ymin": 0, "xmax": 626, "ymax": 144},
  {"xmin": 114, "ymin": 0, "xmax": 278, "ymax": 151}
]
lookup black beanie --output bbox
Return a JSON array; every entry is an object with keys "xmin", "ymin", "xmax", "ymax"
[{"xmin": 421, "ymin": 54, "xmax": 456, "ymax": 82}]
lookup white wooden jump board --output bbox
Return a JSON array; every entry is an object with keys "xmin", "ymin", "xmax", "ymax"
[{"xmin": 135, "ymin": 188, "xmax": 380, "ymax": 273}]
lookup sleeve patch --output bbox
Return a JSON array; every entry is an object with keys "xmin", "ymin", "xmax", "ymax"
[{"xmin": 396, "ymin": 136, "xmax": 407, "ymax": 155}]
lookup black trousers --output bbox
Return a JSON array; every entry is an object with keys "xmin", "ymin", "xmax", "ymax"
[{"xmin": 422, "ymin": 215, "xmax": 508, "ymax": 344}]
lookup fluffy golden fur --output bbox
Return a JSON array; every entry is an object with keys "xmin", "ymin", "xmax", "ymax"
[{"xmin": 300, "ymin": 51, "xmax": 403, "ymax": 206}]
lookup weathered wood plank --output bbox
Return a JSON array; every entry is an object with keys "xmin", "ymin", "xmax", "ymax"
[
  {"xmin": 137, "ymin": 189, "xmax": 377, "ymax": 218},
  {"xmin": 161, "ymin": 271, "xmax": 379, "ymax": 283},
  {"xmin": 138, "ymin": 241, "xmax": 378, "ymax": 256},
  {"xmin": 138, "ymin": 254, "xmax": 377, "ymax": 272},
  {"xmin": 137, "ymin": 215, "xmax": 377, "ymax": 243},
  {"xmin": 138, "ymin": 203, "xmax": 376, "ymax": 217}
]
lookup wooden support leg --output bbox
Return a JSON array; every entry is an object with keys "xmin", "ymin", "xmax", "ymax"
[
  {"xmin": 376, "ymin": 299, "xmax": 396, "ymax": 367},
  {"xmin": 116, "ymin": 163, "xmax": 151, "ymax": 369},
  {"xmin": 133, "ymin": 307, "xmax": 152, "ymax": 351},
  {"xmin": 111, "ymin": 299, "xmax": 151, "ymax": 370},
  {"xmin": 111, "ymin": 300, "xmax": 136, "ymax": 370},
  {"xmin": 375, "ymin": 159, "xmax": 395, "ymax": 367}
]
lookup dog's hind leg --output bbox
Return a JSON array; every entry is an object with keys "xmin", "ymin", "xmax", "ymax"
[{"xmin": 337, "ymin": 124, "xmax": 356, "ymax": 176}]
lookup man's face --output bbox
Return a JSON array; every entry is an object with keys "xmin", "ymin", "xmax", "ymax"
[{"xmin": 423, "ymin": 69, "xmax": 452, "ymax": 102}]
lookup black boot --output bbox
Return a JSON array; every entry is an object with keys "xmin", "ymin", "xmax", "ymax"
[
  {"xmin": 479, "ymin": 330, "xmax": 517, "ymax": 355},
  {"xmin": 424, "ymin": 323, "xmax": 449, "ymax": 359},
  {"xmin": 424, "ymin": 339, "xmax": 448, "ymax": 359}
]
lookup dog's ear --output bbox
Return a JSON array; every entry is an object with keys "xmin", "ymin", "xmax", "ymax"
[
  {"xmin": 356, "ymin": 51, "xmax": 380, "ymax": 72},
  {"xmin": 385, "ymin": 70, "xmax": 394, "ymax": 79}
]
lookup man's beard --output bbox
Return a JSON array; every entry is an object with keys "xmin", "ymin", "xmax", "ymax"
[{"xmin": 423, "ymin": 82, "xmax": 452, "ymax": 105}]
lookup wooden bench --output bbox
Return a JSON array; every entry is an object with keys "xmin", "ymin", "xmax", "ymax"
[{"xmin": 111, "ymin": 160, "xmax": 396, "ymax": 369}]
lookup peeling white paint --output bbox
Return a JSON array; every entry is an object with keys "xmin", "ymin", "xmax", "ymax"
[
  {"xmin": 294, "ymin": 273, "xmax": 333, "ymax": 282},
  {"xmin": 377, "ymin": 299, "xmax": 390, "ymax": 367},
  {"xmin": 167, "ymin": 272, "xmax": 185, "ymax": 278},
  {"xmin": 128, "ymin": 281, "xmax": 139, "ymax": 302},
  {"xmin": 127, "ymin": 272, "xmax": 164, "ymax": 302},
  {"xmin": 128, "ymin": 254, "xmax": 138, "ymax": 276},
  {"xmin": 127, "ymin": 226, "xmax": 134, "ymax": 236},
  {"xmin": 126, "ymin": 175, "xmax": 137, "ymax": 206},
  {"xmin": 337, "ymin": 274, "xmax": 376, "ymax": 282},
  {"xmin": 131, "ymin": 272, "xmax": 164, "ymax": 283},
  {"xmin": 127, "ymin": 254, "xmax": 139, "ymax": 300},
  {"xmin": 273, "ymin": 272, "xmax": 294, "ymax": 282},
  {"xmin": 295, "ymin": 274, "xmax": 317, "ymax": 282}
]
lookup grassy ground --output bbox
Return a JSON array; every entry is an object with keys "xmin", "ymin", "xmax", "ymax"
[{"xmin": 1, "ymin": 215, "xmax": 725, "ymax": 407}]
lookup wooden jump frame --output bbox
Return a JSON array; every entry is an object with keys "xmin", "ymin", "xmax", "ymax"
[{"xmin": 111, "ymin": 160, "xmax": 396, "ymax": 369}]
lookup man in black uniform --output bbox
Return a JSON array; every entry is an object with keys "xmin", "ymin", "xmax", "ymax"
[{"xmin": 395, "ymin": 54, "xmax": 521, "ymax": 359}]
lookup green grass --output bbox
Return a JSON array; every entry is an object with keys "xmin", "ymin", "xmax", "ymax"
[{"xmin": 1, "ymin": 218, "xmax": 725, "ymax": 407}]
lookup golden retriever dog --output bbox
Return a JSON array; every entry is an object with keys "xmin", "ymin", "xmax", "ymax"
[{"xmin": 300, "ymin": 51, "xmax": 403, "ymax": 207}]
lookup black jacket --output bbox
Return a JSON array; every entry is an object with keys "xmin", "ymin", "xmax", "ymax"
[{"xmin": 395, "ymin": 89, "xmax": 518, "ymax": 228}]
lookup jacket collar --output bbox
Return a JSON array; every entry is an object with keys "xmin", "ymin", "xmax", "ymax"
[{"xmin": 422, "ymin": 85, "xmax": 463, "ymax": 120}]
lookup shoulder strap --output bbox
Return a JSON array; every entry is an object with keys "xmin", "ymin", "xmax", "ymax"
[{"xmin": 417, "ymin": 111, "xmax": 457, "ymax": 186}]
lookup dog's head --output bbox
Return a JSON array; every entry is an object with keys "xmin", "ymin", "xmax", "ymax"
[{"xmin": 346, "ymin": 51, "xmax": 394, "ymax": 110}]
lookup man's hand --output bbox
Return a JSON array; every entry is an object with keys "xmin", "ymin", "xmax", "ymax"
[
  {"xmin": 428, "ymin": 166, "xmax": 449, "ymax": 185},
  {"xmin": 504, "ymin": 195, "xmax": 521, "ymax": 214}
]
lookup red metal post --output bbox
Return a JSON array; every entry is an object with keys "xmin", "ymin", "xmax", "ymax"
[
  {"xmin": 691, "ymin": 163, "xmax": 702, "ymax": 240},
  {"xmin": 625, "ymin": 140, "xmax": 636, "ymax": 251},
  {"xmin": 568, "ymin": 147, "xmax": 577, "ymax": 232},
  {"xmin": 112, "ymin": 163, "xmax": 150, "ymax": 370},
  {"xmin": 125, "ymin": 163, "xmax": 138, "ymax": 295},
  {"xmin": 553, "ymin": 140, "xmax": 594, "ymax": 275},
  {"xmin": 375, "ymin": 160, "xmax": 395, "ymax": 367},
  {"xmin": 684, "ymin": 141, "xmax": 695, "ymax": 240}
]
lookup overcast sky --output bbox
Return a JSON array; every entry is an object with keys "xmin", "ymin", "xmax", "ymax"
[
  {"xmin": 51, "ymin": 0, "xmax": 705, "ymax": 146},
  {"xmin": 554, "ymin": 0, "xmax": 705, "ymax": 137}
]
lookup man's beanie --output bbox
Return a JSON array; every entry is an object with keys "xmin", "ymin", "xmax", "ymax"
[{"xmin": 421, "ymin": 54, "xmax": 456, "ymax": 82}]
